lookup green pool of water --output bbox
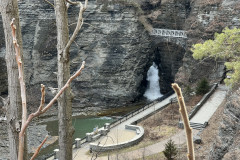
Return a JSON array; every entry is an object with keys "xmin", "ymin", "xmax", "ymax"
[{"xmin": 44, "ymin": 116, "xmax": 114, "ymax": 139}]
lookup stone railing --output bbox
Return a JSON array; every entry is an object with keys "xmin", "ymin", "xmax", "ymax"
[
  {"xmin": 86, "ymin": 123, "xmax": 110, "ymax": 142},
  {"xmin": 151, "ymin": 28, "xmax": 187, "ymax": 38},
  {"xmin": 46, "ymin": 91, "xmax": 174, "ymax": 159},
  {"xmin": 89, "ymin": 125, "xmax": 144, "ymax": 152}
]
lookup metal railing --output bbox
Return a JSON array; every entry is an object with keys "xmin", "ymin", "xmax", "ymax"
[
  {"xmin": 151, "ymin": 28, "xmax": 187, "ymax": 38},
  {"xmin": 108, "ymin": 90, "xmax": 174, "ymax": 130}
]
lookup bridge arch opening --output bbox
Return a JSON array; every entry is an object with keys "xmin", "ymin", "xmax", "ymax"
[{"xmin": 154, "ymin": 42, "xmax": 185, "ymax": 94}]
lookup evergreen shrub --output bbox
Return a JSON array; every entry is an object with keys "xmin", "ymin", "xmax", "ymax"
[{"xmin": 196, "ymin": 78, "xmax": 210, "ymax": 95}]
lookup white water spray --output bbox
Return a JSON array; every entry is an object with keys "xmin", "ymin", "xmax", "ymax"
[{"xmin": 144, "ymin": 62, "xmax": 162, "ymax": 101}]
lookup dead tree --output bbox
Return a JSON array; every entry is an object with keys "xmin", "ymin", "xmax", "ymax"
[
  {"xmin": 0, "ymin": 0, "xmax": 27, "ymax": 159},
  {"xmin": 54, "ymin": 0, "xmax": 88, "ymax": 159},
  {"xmin": 10, "ymin": 18, "xmax": 85, "ymax": 160},
  {"xmin": 172, "ymin": 83, "xmax": 195, "ymax": 160}
]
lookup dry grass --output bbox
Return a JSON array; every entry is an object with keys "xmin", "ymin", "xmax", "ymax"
[
  {"xmin": 185, "ymin": 95, "xmax": 203, "ymax": 112},
  {"xmin": 175, "ymin": 98, "xmax": 227, "ymax": 160},
  {"xmin": 135, "ymin": 152, "xmax": 165, "ymax": 160},
  {"xmin": 97, "ymin": 95, "xmax": 203, "ymax": 158}
]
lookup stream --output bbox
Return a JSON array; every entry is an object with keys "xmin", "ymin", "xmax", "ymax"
[{"xmin": 43, "ymin": 116, "xmax": 114, "ymax": 140}]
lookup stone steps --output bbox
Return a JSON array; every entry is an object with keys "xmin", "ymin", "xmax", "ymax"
[{"xmin": 190, "ymin": 122, "xmax": 204, "ymax": 130}]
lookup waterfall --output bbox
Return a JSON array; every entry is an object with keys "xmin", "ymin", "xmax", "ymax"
[{"xmin": 144, "ymin": 62, "xmax": 162, "ymax": 101}]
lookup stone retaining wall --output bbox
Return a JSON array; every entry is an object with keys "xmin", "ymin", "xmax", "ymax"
[
  {"xmin": 178, "ymin": 83, "xmax": 218, "ymax": 128},
  {"xmin": 90, "ymin": 125, "xmax": 144, "ymax": 152}
]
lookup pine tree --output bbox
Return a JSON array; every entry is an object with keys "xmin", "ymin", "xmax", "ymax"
[
  {"xmin": 163, "ymin": 139, "xmax": 177, "ymax": 160},
  {"xmin": 196, "ymin": 78, "xmax": 210, "ymax": 95}
]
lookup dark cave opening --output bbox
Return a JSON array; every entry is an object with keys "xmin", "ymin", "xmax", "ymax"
[{"xmin": 154, "ymin": 42, "xmax": 185, "ymax": 94}]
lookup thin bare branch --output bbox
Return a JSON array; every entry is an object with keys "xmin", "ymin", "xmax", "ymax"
[
  {"xmin": 19, "ymin": 61, "xmax": 85, "ymax": 136},
  {"xmin": 37, "ymin": 84, "xmax": 45, "ymax": 113},
  {"xmin": 172, "ymin": 83, "xmax": 195, "ymax": 160},
  {"xmin": 10, "ymin": 18, "xmax": 27, "ymax": 160},
  {"xmin": 43, "ymin": 0, "xmax": 55, "ymax": 8},
  {"xmin": 64, "ymin": 0, "xmax": 88, "ymax": 54},
  {"xmin": 11, "ymin": 18, "xmax": 86, "ymax": 160},
  {"xmin": 66, "ymin": 0, "xmax": 78, "ymax": 5},
  {"xmin": 30, "ymin": 136, "xmax": 48, "ymax": 160}
]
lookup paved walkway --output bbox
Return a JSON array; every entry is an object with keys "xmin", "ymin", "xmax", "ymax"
[
  {"xmin": 72, "ymin": 94, "xmax": 176, "ymax": 160},
  {"xmin": 50, "ymin": 85, "xmax": 227, "ymax": 160},
  {"xmin": 93, "ymin": 129, "xmax": 198, "ymax": 160},
  {"xmin": 77, "ymin": 130, "xmax": 199, "ymax": 160},
  {"xmin": 190, "ymin": 84, "xmax": 228, "ymax": 124}
]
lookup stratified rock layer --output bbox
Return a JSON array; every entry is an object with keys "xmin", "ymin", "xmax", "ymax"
[
  {"xmin": 175, "ymin": 0, "xmax": 240, "ymax": 85},
  {"xmin": 0, "ymin": 1, "xmax": 153, "ymax": 113},
  {"xmin": 0, "ymin": 0, "xmax": 188, "ymax": 113}
]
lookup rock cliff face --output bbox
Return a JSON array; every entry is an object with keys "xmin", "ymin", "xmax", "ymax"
[
  {"xmin": 0, "ymin": 0, "xmax": 189, "ymax": 113},
  {"xmin": 0, "ymin": 0, "xmax": 152, "ymax": 113},
  {"xmin": 208, "ymin": 89, "xmax": 240, "ymax": 160},
  {"xmin": 141, "ymin": 0, "xmax": 189, "ymax": 93},
  {"xmin": 175, "ymin": 0, "xmax": 240, "ymax": 86},
  {"xmin": 0, "ymin": 0, "xmax": 239, "ymax": 112},
  {"xmin": 0, "ymin": 0, "xmax": 240, "ymax": 159},
  {"xmin": 0, "ymin": 20, "xmax": 7, "ymax": 95}
]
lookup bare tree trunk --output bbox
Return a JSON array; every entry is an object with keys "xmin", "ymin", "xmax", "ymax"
[
  {"xmin": 172, "ymin": 83, "xmax": 195, "ymax": 160},
  {"xmin": 54, "ymin": 0, "xmax": 74, "ymax": 159},
  {"xmin": 0, "ymin": 1, "xmax": 27, "ymax": 159}
]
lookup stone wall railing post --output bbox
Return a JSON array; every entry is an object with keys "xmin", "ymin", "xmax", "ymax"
[
  {"xmin": 104, "ymin": 123, "xmax": 110, "ymax": 131},
  {"xmin": 86, "ymin": 133, "xmax": 92, "ymax": 142},
  {"xmin": 54, "ymin": 149, "xmax": 59, "ymax": 160},
  {"xmin": 75, "ymin": 138, "xmax": 81, "ymax": 148}
]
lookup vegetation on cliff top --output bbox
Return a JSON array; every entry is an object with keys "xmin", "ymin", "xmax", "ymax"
[{"xmin": 192, "ymin": 27, "xmax": 240, "ymax": 87}]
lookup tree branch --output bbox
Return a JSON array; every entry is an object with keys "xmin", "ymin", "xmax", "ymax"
[
  {"xmin": 37, "ymin": 84, "xmax": 46, "ymax": 113},
  {"xmin": 66, "ymin": 0, "xmax": 78, "ymax": 5},
  {"xmin": 19, "ymin": 61, "xmax": 85, "ymax": 136},
  {"xmin": 64, "ymin": 0, "xmax": 88, "ymax": 55},
  {"xmin": 11, "ymin": 18, "xmax": 86, "ymax": 160},
  {"xmin": 43, "ymin": 0, "xmax": 55, "ymax": 8},
  {"xmin": 10, "ymin": 18, "xmax": 28, "ymax": 160},
  {"xmin": 172, "ymin": 83, "xmax": 195, "ymax": 160},
  {"xmin": 30, "ymin": 136, "xmax": 48, "ymax": 160}
]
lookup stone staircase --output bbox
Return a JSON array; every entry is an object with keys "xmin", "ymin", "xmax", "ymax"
[
  {"xmin": 190, "ymin": 122, "xmax": 205, "ymax": 130},
  {"xmin": 179, "ymin": 121, "xmax": 206, "ymax": 130}
]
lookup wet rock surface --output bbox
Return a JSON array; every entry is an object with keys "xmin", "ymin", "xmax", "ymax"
[{"xmin": 0, "ymin": 58, "xmax": 7, "ymax": 95}]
